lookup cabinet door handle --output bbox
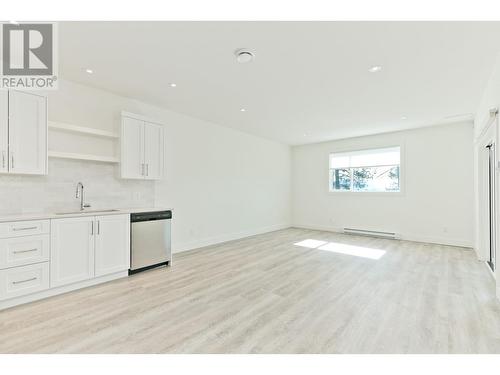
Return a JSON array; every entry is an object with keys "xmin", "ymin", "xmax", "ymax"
[
  {"xmin": 13, "ymin": 248, "xmax": 38, "ymax": 254},
  {"xmin": 141, "ymin": 163, "xmax": 144, "ymax": 176},
  {"xmin": 97, "ymin": 220, "xmax": 100, "ymax": 235},
  {"xmin": 12, "ymin": 277, "xmax": 37, "ymax": 285},
  {"xmin": 10, "ymin": 152, "xmax": 14, "ymax": 169},
  {"xmin": 13, "ymin": 226, "xmax": 38, "ymax": 232},
  {"xmin": 91, "ymin": 221, "xmax": 94, "ymax": 236},
  {"xmin": 146, "ymin": 164, "xmax": 149, "ymax": 177},
  {"xmin": 1, "ymin": 150, "xmax": 5, "ymax": 169}
]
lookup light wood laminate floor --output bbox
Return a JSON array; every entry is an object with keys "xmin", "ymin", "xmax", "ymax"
[{"xmin": 1, "ymin": 228, "xmax": 499, "ymax": 354}]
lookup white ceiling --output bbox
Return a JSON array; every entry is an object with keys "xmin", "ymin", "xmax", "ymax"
[{"xmin": 59, "ymin": 21, "xmax": 500, "ymax": 145}]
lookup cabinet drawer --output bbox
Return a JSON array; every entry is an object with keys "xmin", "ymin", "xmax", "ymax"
[
  {"xmin": 0, "ymin": 234, "xmax": 49, "ymax": 269},
  {"xmin": 0, "ymin": 220, "xmax": 50, "ymax": 239},
  {"xmin": 0, "ymin": 262, "xmax": 49, "ymax": 301}
]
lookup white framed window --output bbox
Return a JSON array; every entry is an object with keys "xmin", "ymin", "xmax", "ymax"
[{"xmin": 329, "ymin": 146, "xmax": 401, "ymax": 193}]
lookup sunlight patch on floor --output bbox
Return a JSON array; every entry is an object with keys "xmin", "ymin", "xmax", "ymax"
[
  {"xmin": 294, "ymin": 239, "xmax": 386, "ymax": 259},
  {"xmin": 293, "ymin": 239, "xmax": 328, "ymax": 248}
]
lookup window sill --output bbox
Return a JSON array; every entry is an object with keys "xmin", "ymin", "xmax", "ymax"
[{"xmin": 327, "ymin": 190, "xmax": 405, "ymax": 197}]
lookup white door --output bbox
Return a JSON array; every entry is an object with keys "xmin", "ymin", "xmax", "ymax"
[
  {"xmin": 121, "ymin": 117, "xmax": 145, "ymax": 179},
  {"xmin": 8, "ymin": 91, "xmax": 47, "ymax": 175},
  {"xmin": 50, "ymin": 216, "xmax": 95, "ymax": 287},
  {"xmin": 0, "ymin": 91, "xmax": 7, "ymax": 174},
  {"xmin": 144, "ymin": 122, "xmax": 163, "ymax": 180},
  {"xmin": 487, "ymin": 143, "xmax": 497, "ymax": 272},
  {"xmin": 95, "ymin": 214, "xmax": 130, "ymax": 277}
]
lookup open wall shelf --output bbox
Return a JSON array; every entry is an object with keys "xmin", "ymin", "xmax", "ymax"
[
  {"xmin": 48, "ymin": 151, "xmax": 120, "ymax": 164},
  {"xmin": 49, "ymin": 121, "xmax": 120, "ymax": 139},
  {"xmin": 48, "ymin": 120, "xmax": 120, "ymax": 165}
]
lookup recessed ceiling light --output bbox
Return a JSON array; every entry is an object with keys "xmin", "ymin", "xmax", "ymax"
[
  {"xmin": 400, "ymin": 116, "xmax": 407, "ymax": 120},
  {"xmin": 169, "ymin": 83, "xmax": 177, "ymax": 88},
  {"xmin": 235, "ymin": 49, "xmax": 255, "ymax": 63},
  {"xmin": 85, "ymin": 68, "xmax": 93, "ymax": 74},
  {"xmin": 303, "ymin": 133, "xmax": 308, "ymax": 136},
  {"xmin": 368, "ymin": 65, "xmax": 382, "ymax": 73},
  {"xmin": 240, "ymin": 108, "xmax": 246, "ymax": 112}
]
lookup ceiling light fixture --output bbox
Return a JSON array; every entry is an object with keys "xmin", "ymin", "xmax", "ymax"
[
  {"xmin": 169, "ymin": 83, "xmax": 177, "ymax": 88},
  {"xmin": 240, "ymin": 108, "xmax": 246, "ymax": 112},
  {"xmin": 235, "ymin": 49, "xmax": 255, "ymax": 63},
  {"xmin": 368, "ymin": 65, "xmax": 382, "ymax": 73},
  {"xmin": 400, "ymin": 116, "xmax": 407, "ymax": 120},
  {"xmin": 85, "ymin": 68, "xmax": 93, "ymax": 74}
]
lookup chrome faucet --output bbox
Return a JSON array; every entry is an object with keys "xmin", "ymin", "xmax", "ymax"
[{"xmin": 75, "ymin": 182, "xmax": 91, "ymax": 211}]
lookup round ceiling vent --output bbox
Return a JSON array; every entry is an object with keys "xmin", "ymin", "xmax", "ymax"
[{"xmin": 235, "ymin": 49, "xmax": 255, "ymax": 63}]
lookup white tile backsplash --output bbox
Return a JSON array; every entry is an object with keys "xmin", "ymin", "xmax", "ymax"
[{"xmin": 0, "ymin": 159, "xmax": 154, "ymax": 215}]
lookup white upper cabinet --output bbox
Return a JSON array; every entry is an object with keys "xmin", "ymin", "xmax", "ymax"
[
  {"xmin": 0, "ymin": 91, "xmax": 7, "ymax": 174},
  {"xmin": 144, "ymin": 122, "xmax": 163, "ymax": 180},
  {"xmin": 120, "ymin": 112, "xmax": 164, "ymax": 180},
  {"xmin": 0, "ymin": 91, "xmax": 47, "ymax": 175},
  {"xmin": 94, "ymin": 214, "xmax": 130, "ymax": 277},
  {"xmin": 121, "ymin": 116, "xmax": 145, "ymax": 179}
]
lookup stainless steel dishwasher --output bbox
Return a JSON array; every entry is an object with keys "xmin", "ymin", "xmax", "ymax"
[{"xmin": 129, "ymin": 210, "xmax": 172, "ymax": 274}]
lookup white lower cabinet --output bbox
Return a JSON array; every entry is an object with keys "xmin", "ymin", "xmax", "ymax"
[
  {"xmin": 0, "ymin": 234, "xmax": 50, "ymax": 269},
  {"xmin": 0, "ymin": 262, "xmax": 49, "ymax": 301},
  {"xmin": 95, "ymin": 214, "xmax": 130, "ymax": 277},
  {"xmin": 0, "ymin": 214, "xmax": 131, "ymax": 308},
  {"xmin": 50, "ymin": 214, "xmax": 130, "ymax": 288},
  {"xmin": 0, "ymin": 218, "xmax": 51, "ymax": 302},
  {"xmin": 50, "ymin": 216, "xmax": 95, "ymax": 287},
  {"xmin": 0, "ymin": 219, "xmax": 50, "ymax": 239}
]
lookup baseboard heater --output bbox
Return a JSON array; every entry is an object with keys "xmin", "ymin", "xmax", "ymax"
[{"xmin": 343, "ymin": 227, "xmax": 398, "ymax": 240}]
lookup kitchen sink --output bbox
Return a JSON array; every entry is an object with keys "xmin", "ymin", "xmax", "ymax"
[{"xmin": 55, "ymin": 209, "xmax": 121, "ymax": 215}]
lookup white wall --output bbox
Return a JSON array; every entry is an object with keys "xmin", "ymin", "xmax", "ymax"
[
  {"xmin": 154, "ymin": 116, "xmax": 291, "ymax": 252},
  {"xmin": 0, "ymin": 80, "xmax": 292, "ymax": 253},
  {"xmin": 0, "ymin": 158, "xmax": 155, "ymax": 214},
  {"xmin": 474, "ymin": 52, "xmax": 500, "ymax": 138},
  {"xmin": 292, "ymin": 122, "xmax": 474, "ymax": 247}
]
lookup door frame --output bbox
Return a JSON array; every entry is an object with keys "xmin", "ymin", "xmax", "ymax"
[{"xmin": 475, "ymin": 110, "xmax": 499, "ymax": 275}]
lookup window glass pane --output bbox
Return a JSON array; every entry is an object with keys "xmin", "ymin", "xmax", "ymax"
[
  {"xmin": 331, "ymin": 168, "xmax": 351, "ymax": 190},
  {"xmin": 330, "ymin": 155, "xmax": 351, "ymax": 169},
  {"xmin": 349, "ymin": 149, "xmax": 399, "ymax": 168},
  {"xmin": 330, "ymin": 146, "xmax": 400, "ymax": 168},
  {"xmin": 352, "ymin": 167, "xmax": 374, "ymax": 191},
  {"xmin": 352, "ymin": 165, "xmax": 400, "ymax": 192},
  {"xmin": 329, "ymin": 146, "xmax": 400, "ymax": 193}
]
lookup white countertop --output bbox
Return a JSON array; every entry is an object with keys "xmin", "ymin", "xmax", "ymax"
[{"xmin": 0, "ymin": 207, "xmax": 173, "ymax": 223}]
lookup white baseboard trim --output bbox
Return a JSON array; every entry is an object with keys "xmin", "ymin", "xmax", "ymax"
[
  {"xmin": 474, "ymin": 249, "xmax": 488, "ymax": 261},
  {"xmin": 293, "ymin": 223, "xmax": 343, "ymax": 233},
  {"xmin": 0, "ymin": 270, "xmax": 128, "ymax": 311},
  {"xmin": 401, "ymin": 234, "xmax": 472, "ymax": 249},
  {"xmin": 173, "ymin": 223, "xmax": 291, "ymax": 254},
  {"xmin": 292, "ymin": 223, "xmax": 473, "ymax": 248}
]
